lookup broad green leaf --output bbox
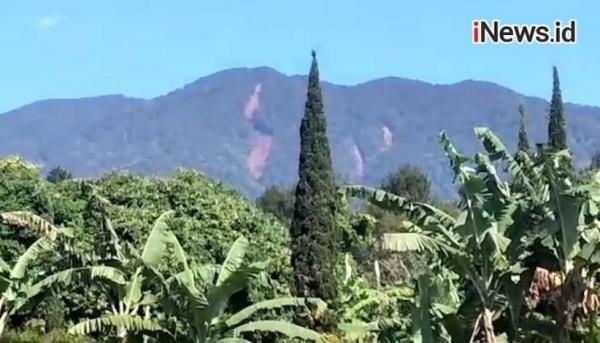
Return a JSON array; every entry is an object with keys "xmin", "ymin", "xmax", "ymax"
[
  {"xmin": 138, "ymin": 293, "xmax": 158, "ymax": 306},
  {"xmin": 416, "ymin": 202, "xmax": 457, "ymax": 227},
  {"xmin": 474, "ymin": 152, "xmax": 510, "ymax": 198},
  {"xmin": 28, "ymin": 266, "xmax": 127, "ymax": 298},
  {"xmin": 439, "ymin": 131, "xmax": 470, "ymax": 179},
  {"xmin": 340, "ymin": 185, "xmax": 457, "ymax": 241},
  {"xmin": 124, "ymin": 268, "xmax": 143, "ymax": 308},
  {"xmin": 482, "ymin": 223, "xmax": 511, "ymax": 268},
  {"xmin": 232, "ymin": 320, "xmax": 322, "ymax": 341},
  {"xmin": 226, "ymin": 297, "xmax": 326, "ymax": 328},
  {"xmin": 201, "ymin": 264, "xmax": 262, "ymax": 324},
  {"xmin": 10, "ymin": 238, "xmax": 54, "ymax": 279},
  {"xmin": 69, "ymin": 314, "xmax": 162, "ymax": 336},
  {"xmin": 474, "ymin": 127, "xmax": 536, "ymax": 196},
  {"xmin": 217, "ymin": 236, "xmax": 248, "ymax": 286},
  {"xmin": 173, "ymin": 269, "xmax": 208, "ymax": 313},
  {"xmin": 141, "ymin": 211, "xmax": 188, "ymax": 270},
  {"xmin": 382, "ymin": 232, "xmax": 446, "ymax": 254},
  {"xmin": 195, "ymin": 264, "xmax": 220, "ymax": 284},
  {"xmin": 549, "ymin": 178, "xmax": 582, "ymax": 262},
  {"xmin": 0, "ymin": 211, "xmax": 63, "ymax": 240}
]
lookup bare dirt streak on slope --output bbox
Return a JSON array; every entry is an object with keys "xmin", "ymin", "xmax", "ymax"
[
  {"xmin": 382, "ymin": 125, "xmax": 393, "ymax": 151},
  {"xmin": 247, "ymin": 134, "xmax": 273, "ymax": 180},
  {"xmin": 243, "ymin": 82, "xmax": 273, "ymax": 180},
  {"xmin": 352, "ymin": 142, "xmax": 365, "ymax": 180},
  {"xmin": 243, "ymin": 83, "xmax": 262, "ymax": 120}
]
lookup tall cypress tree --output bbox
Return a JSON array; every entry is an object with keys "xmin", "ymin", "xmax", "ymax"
[
  {"xmin": 547, "ymin": 66, "xmax": 568, "ymax": 150},
  {"xmin": 290, "ymin": 51, "xmax": 338, "ymax": 301},
  {"xmin": 517, "ymin": 103, "xmax": 531, "ymax": 154}
]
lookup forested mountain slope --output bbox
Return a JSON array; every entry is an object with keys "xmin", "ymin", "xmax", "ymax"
[{"xmin": 1, "ymin": 67, "xmax": 599, "ymax": 197}]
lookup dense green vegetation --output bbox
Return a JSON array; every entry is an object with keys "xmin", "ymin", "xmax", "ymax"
[
  {"xmin": 256, "ymin": 185, "xmax": 295, "ymax": 225},
  {"xmin": 0, "ymin": 159, "xmax": 296, "ymax": 342},
  {"xmin": 2, "ymin": 57, "xmax": 600, "ymax": 343}
]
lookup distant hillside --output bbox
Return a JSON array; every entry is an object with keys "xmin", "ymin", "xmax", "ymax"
[{"xmin": 1, "ymin": 67, "xmax": 599, "ymax": 198}]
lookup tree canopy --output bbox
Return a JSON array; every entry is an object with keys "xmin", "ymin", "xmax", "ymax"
[{"xmin": 380, "ymin": 165, "xmax": 431, "ymax": 203}]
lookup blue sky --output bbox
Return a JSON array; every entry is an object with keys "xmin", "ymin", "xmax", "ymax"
[{"xmin": 1, "ymin": 0, "xmax": 599, "ymax": 112}]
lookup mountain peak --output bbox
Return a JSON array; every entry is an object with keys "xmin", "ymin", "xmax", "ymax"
[{"xmin": 159, "ymin": 66, "xmax": 285, "ymax": 100}]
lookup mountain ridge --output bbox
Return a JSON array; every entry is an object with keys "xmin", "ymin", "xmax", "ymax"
[
  {"xmin": 1, "ymin": 66, "xmax": 599, "ymax": 198},
  {"xmin": 6, "ymin": 68, "xmax": 596, "ymax": 110}
]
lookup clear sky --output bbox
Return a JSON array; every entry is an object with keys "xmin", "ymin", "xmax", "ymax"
[{"xmin": 1, "ymin": 0, "xmax": 599, "ymax": 113}]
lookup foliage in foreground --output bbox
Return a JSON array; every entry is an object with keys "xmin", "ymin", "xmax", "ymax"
[
  {"xmin": 0, "ymin": 204, "xmax": 325, "ymax": 342},
  {"xmin": 0, "ymin": 161, "xmax": 293, "ymax": 334},
  {"xmin": 5, "ymin": 126, "xmax": 600, "ymax": 342},
  {"xmin": 2, "ymin": 328, "xmax": 95, "ymax": 343},
  {"xmin": 342, "ymin": 126, "xmax": 600, "ymax": 342},
  {"xmin": 1, "ymin": 212, "xmax": 79, "ymax": 337}
]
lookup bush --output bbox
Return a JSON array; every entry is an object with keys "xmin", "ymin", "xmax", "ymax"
[
  {"xmin": 380, "ymin": 165, "xmax": 431, "ymax": 202},
  {"xmin": 1, "ymin": 329, "xmax": 96, "ymax": 343}
]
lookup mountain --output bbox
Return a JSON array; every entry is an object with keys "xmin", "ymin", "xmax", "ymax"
[{"xmin": 1, "ymin": 67, "xmax": 599, "ymax": 198}]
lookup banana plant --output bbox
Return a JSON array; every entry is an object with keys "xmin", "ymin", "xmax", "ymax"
[
  {"xmin": 68, "ymin": 188, "xmax": 327, "ymax": 342},
  {"xmin": 0, "ymin": 212, "xmax": 123, "ymax": 338},
  {"xmin": 441, "ymin": 129, "xmax": 522, "ymax": 343},
  {"xmin": 338, "ymin": 185, "xmax": 464, "ymax": 343},
  {"xmin": 341, "ymin": 127, "xmax": 540, "ymax": 343},
  {"xmin": 162, "ymin": 235, "xmax": 327, "ymax": 343},
  {"xmin": 480, "ymin": 133, "xmax": 600, "ymax": 341},
  {"xmin": 67, "ymin": 211, "xmax": 179, "ymax": 342},
  {"xmin": 335, "ymin": 253, "xmax": 415, "ymax": 342},
  {"xmin": 525, "ymin": 148, "xmax": 600, "ymax": 342}
]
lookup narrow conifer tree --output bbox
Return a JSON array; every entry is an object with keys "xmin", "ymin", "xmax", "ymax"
[
  {"xmin": 517, "ymin": 103, "xmax": 531, "ymax": 154},
  {"xmin": 547, "ymin": 66, "xmax": 568, "ymax": 150},
  {"xmin": 290, "ymin": 51, "xmax": 338, "ymax": 301}
]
